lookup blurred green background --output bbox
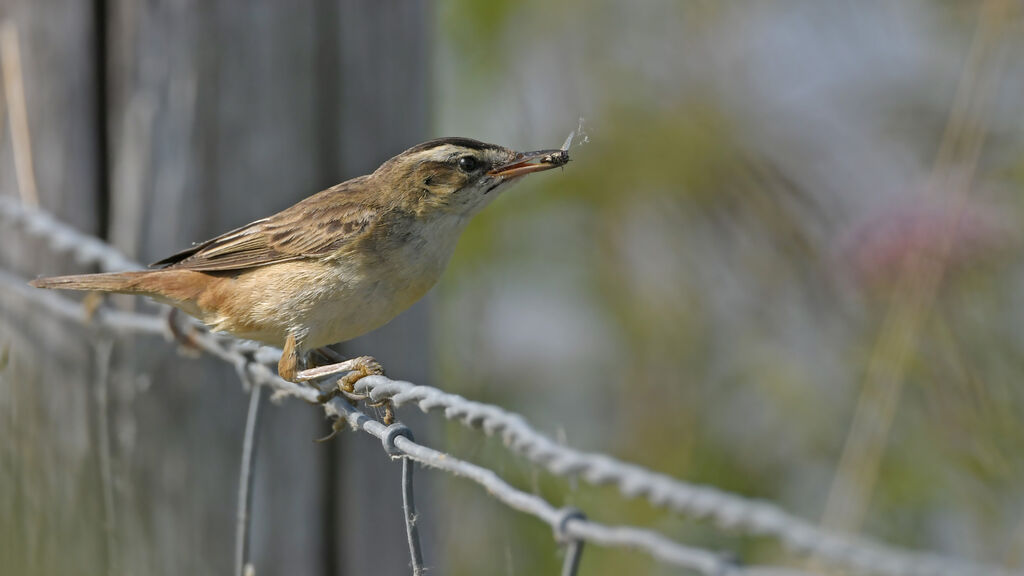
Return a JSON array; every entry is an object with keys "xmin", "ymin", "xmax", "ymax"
[
  {"xmin": 433, "ymin": 1, "xmax": 1024, "ymax": 573},
  {"xmin": 2, "ymin": 1, "xmax": 1023, "ymax": 575}
]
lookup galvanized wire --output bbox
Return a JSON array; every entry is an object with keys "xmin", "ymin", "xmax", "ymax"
[
  {"xmin": 382, "ymin": 423, "xmax": 426, "ymax": 576},
  {"xmin": 2, "ymin": 196, "xmax": 1022, "ymax": 576},
  {"xmin": 235, "ymin": 378, "xmax": 263, "ymax": 576},
  {"xmin": 557, "ymin": 508, "xmax": 587, "ymax": 576},
  {"xmin": 0, "ymin": 268, "xmax": 779, "ymax": 576},
  {"xmin": 347, "ymin": 377, "xmax": 1024, "ymax": 576},
  {"xmin": 402, "ymin": 457, "xmax": 425, "ymax": 575},
  {"xmin": 340, "ymin": 396, "xmax": 739, "ymax": 576}
]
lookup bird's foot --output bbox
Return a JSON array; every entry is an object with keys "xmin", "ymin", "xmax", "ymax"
[{"xmin": 298, "ymin": 355, "xmax": 393, "ymax": 425}]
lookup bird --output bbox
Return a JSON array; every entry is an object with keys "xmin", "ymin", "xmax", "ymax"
[{"xmin": 30, "ymin": 137, "xmax": 569, "ymax": 417}]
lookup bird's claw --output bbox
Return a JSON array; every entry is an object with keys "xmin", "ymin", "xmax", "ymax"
[{"xmin": 302, "ymin": 355, "xmax": 394, "ymax": 425}]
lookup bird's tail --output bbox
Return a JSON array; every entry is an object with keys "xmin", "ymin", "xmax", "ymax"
[{"xmin": 29, "ymin": 271, "xmax": 152, "ymax": 294}]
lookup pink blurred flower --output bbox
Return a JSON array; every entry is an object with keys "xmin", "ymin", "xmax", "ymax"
[{"xmin": 839, "ymin": 200, "xmax": 1019, "ymax": 288}]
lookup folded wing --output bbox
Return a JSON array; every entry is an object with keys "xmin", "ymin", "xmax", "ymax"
[{"xmin": 152, "ymin": 180, "xmax": 379, "ymax": 272}]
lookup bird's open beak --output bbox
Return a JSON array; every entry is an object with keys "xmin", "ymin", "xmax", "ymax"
[{"xmin": 488, "ymin": 148, "xmax": 570, "ymax": 178}]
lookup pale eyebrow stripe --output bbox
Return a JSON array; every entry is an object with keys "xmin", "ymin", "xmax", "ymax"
[{"xmin": 408, "ymin": 145, "xmax": 466, "ymax": 164}]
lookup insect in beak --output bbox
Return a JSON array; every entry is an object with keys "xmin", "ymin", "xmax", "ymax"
[{"xmin": 487, "ymin": 148, "xmax": 571, "ymax": 178}]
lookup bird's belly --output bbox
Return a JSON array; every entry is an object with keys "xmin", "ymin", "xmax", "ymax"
[
  {"xmin": 206, "ymin": 256, "xmax": 442, "ymax": 349},
  {"xmin": 300, "ymin": 276, "xmax": 433, "ymax": 349}
]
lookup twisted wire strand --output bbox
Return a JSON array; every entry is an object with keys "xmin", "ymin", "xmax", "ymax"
[
  {"xmin": 2, "ymin": 196, "xmax": 1020, "ymax": 576},
  {"xmin": 350, "ymin": 377, "xmax": 1019, "ymax": 576},
  {"xmin": 382, "ymin": 423, "xmax": 426, "ymax": 576},
  {"xmin": 235, "ymin": 377, "xmax": 263, "ymax": 576},
  {"xmin": 1, "ymin": 198, "xmax": 138, "ymax": 271},
  {"xmin": 335, "ymin": 398, "xmax": 741, "ymax": 576},
  {"xmin": 401, "ymin": 456, "xmax": 425, "ymax": 576},
  {"xmin": 0, "ymin": 268, "xmax": 778, "ymax": 576}
]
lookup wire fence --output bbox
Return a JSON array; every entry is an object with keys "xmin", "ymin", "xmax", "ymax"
[{"xmin": 2, "ymin": 195, "xmax": 1021, "ymax": 576}]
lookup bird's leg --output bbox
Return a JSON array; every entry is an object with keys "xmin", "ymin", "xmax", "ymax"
[
  {"xmin": 308, "ymin": 347, "xmax": 360, "ymax": 405},
  {"xmin": 288, "ymin": 343, "xmax": 393, "ymax": 424},
  {"xmin": 296, "ymin": 354, "xmax": 383, "ymax": 385},
  {"xmin": 297, "ymin": 355, "xmax": 392, "ymax": 424},
  {"xmin": 277, "ymin": 333, "xmax": 300, "ymax": 382}
]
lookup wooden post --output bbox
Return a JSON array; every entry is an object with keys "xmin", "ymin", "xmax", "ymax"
[
  {"xmin": 1, "ymin": 1, "xmax": 433, "ymax": 574},
  {"xmin": 0, "ymin": 2, "xmax": 107, "ymax": 575}
]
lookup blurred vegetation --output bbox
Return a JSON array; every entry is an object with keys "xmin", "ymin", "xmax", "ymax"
[
  {"xmin": 434, "ymin": 1, "xmax": 1024, "ymax": 573},
  {"xmin": 4, "ymin": 1, "xmax": 1024, "ymax": 574}
]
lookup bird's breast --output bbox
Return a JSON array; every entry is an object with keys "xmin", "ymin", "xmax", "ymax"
[{"xmin": 299, "ymin": 213, "xmax": 468, "ymax": 348}]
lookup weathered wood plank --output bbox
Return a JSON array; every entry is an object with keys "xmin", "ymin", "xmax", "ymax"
[
  {"xmin": 0, "ymin": 2, "xmax": 105, "ymax": 575},
  {"xmin": 332, "ymin": 3, "xmax": 435, "ymax": 574},
  {"xmin": 105, "ymin": 2, "xmax": 329, "ymax": 574},
  {"xmin": 3, "ymin": 1, "xmax": 434, "ymax": 575}
]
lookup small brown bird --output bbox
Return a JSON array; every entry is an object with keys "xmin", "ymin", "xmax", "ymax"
[{"xmin": 31, "ymin": 137, "xmax": 569, "ymax": 405}]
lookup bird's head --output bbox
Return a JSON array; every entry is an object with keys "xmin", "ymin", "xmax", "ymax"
[{"xmin": 374, "ymin": 137, "xmax": 569, "ymax": 218}]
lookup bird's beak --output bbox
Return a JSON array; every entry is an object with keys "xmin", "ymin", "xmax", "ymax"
[{"xmin": 488, "ymin": 148, "xmax": 570, "ymax": 178}]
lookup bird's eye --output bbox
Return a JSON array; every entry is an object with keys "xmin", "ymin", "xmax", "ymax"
[{"xmin": 457, "ymin": 156, "xmax": 480, "ymax": 173}]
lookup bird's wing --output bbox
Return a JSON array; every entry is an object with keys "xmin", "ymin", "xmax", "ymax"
[{"xmin": 151, "ymin": 181, "xmax": 379, "ymax": 272}]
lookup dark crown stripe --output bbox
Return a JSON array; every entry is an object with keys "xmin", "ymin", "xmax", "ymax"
[{"xmin": 404, "ymin": 137, "xmax": 498, "ymax": 155}]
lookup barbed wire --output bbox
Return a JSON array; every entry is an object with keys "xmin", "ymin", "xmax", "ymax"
[
  {"xmin": 0, "ymin": 265, "xmax": 767, "ymax": 576},
  {"xmin": 2, "ymin": 196, "xmax": 1020, "ymax": 576}
]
